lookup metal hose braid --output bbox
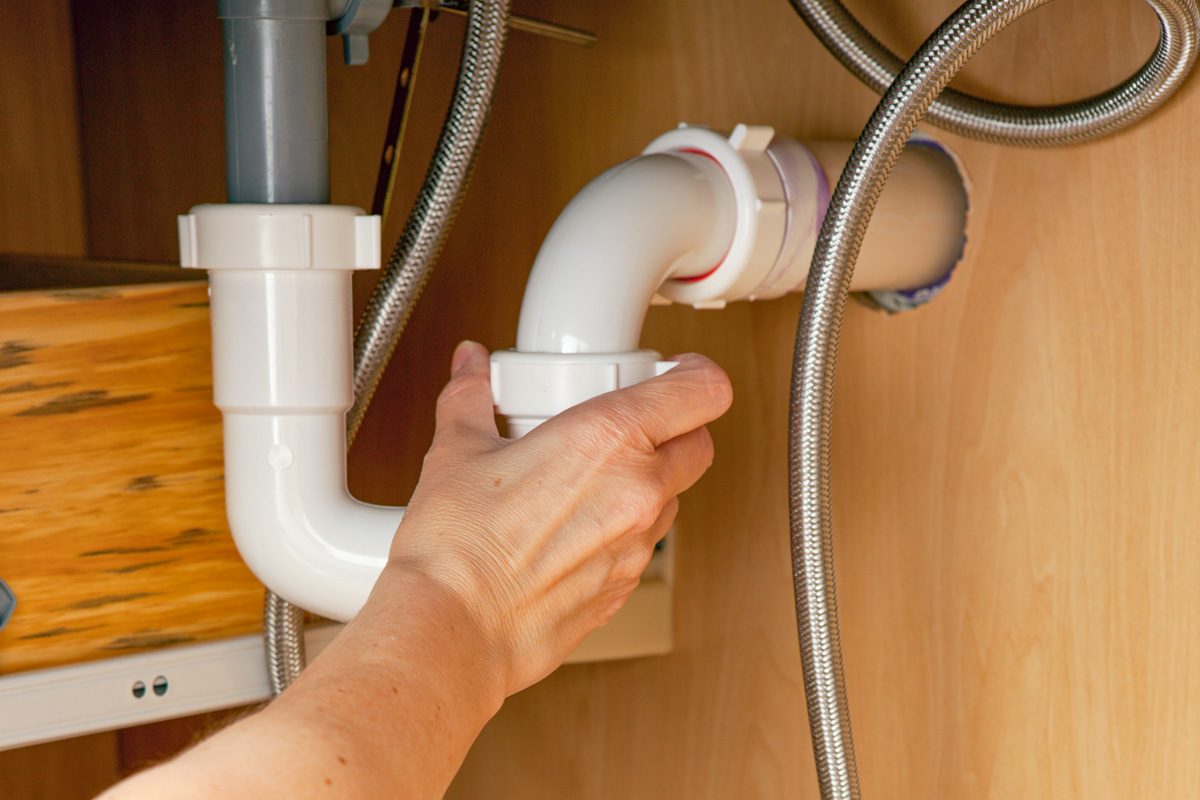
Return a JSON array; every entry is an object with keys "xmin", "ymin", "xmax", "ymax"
[
  {"xmin": 264, "ymin": 591, "xmax": 307, "ymax": 695},
  {"xmin": 264, "ymin": 0, "xmax": 510, "ymax": 696},
  {"xmin": 790, "ymin": 0, "xmax": 1199, "ymax": 145},
  {"xmin": 349, "ymin": 0, "xmax": 511, "ymax": 439},
  {"xmin": 789, "ymin": 1, "xmax": 1198, "ymax": 797}
]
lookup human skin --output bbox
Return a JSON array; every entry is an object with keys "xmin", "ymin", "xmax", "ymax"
[{"xmin": 101, "ymin": 341, "xmax": 732, "ymax": 798}]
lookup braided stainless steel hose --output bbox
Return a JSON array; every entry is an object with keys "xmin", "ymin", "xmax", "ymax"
[
  {"xmin": 264, "ymin": 590, "xmax": 307, "ymax": 695},
  {"xmin": 264, "ymin": 0, "xmax": 510, "ymax": 696},
  {"xmin": 349, "ymin": 0, "xmax": 511, "ymax": 439},
  {"xmin": 791, "ymin": 0, "xmax": 1199, "ymax": 145},
  {"xmin": 790, "ymin": 1, "xmax": 1198, "ymax": 797}
]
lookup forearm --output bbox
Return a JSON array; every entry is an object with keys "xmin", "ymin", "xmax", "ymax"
[{"xmin": 104, "ymin": 567, "xmax": 504, "ymax": 799}]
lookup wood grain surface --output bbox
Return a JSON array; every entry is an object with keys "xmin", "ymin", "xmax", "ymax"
[
  {"xmin": 0, "ymin": 283, "xmax": 261, "ymax": 676},
  {"xmin": 70, "ymin": 0, "xmax": 226, "ymax": 262},
  {"xmin": 4, "ymin": 0, "xmax": 1200, "ymax": 798},
  {"xmin": 2, "ymin": 1, "xmax": 134, "ymax": 790}
]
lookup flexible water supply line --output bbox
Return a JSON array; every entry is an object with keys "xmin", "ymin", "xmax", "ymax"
[
  {"xmin": 264, "ymin": 0, "xmax": 510, "ymax": 695},
  {"xmin": 349, "ymin": 0, "xmax": 510, "ymax": 436},
  {"xmin": 791, "ymin": 0, "xmax": 1198, "ymax": 146},
  {"xmin": 264, "ymin": 592, "xmax": 306, "ymax": 695},
  {"xmin": 790, "ymin": 1, "xmax": 1198, "ymax": 798}
]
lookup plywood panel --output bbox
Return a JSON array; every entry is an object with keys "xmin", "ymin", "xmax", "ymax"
[
  {"xmin": 1, "ymin": 2, "xmax": 121, "ymax": 792},
  {"xmin": 71, "ymin": 0, "xmax": 226, "ymax": 261},
  {"xmin": 0, "ymin": 0, "xmax": 87, "ymax": 256},
  {"xmin": 0, "ymin": 283, "xmax": 260, "ymax": 675}
]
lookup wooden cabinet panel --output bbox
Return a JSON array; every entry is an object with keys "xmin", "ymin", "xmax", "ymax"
[
  {"xmin": 70, "ymin": 0, "xmax": 225, "ymax": 262},
  {"xmin": 0, "ymin": 732, "xmax": 119, "ymax": 800},
  {"xmin": 0, "ymin": 283, "xmax": 259, "ymax": 676},
  {"xmin": 449, "ymin": 1, "xmax": 1200, "ymax": 798}
]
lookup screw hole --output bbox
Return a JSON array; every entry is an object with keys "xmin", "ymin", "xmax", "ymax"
[
  {"xmin": 152, "ymin": 675, "xmax": 169, "ymax": 697},
  {"xmin": 131, "ymin": 680, "xmax": 146, "ymax": 699}
]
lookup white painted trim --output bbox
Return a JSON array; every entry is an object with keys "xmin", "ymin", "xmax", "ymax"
[{"xmin": 0, "ymin": 625, "xmax": 341, "ymax": 751}]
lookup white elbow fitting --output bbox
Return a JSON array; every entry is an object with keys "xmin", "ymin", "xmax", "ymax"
[
  {"xmin": 494, "ymin": 123, "xmax": 969, "ymax": 431},
  {"xmin": 180, "ymin": 204, "xmax": 401, "ymax": 622},
  {"xmin": 514, "ymin": 149, "xmax": 736, "ymax": 354}
]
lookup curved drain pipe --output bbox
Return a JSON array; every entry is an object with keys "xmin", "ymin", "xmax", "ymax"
[
  {"xmin": 181, "ymin": 204, "xmax": 401, "ymax": 622},
  {"xmin": 494, "ymin": 124, "xmax": 969, "ymax": 431},
  {"xmin": 181, "ymin": 123, "xmax": 966, "ymax": 624}
]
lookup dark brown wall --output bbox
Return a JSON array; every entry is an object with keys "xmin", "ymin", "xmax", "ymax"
[
  {"xmin": 0, "ymin": 0, "xmax": 87, "ymax": 256},
  {"xmin": 71, "ymin": 0, "xmax": 225, "ymax": 261}
]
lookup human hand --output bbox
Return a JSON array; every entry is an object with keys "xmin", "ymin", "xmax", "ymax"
[{"xmin": 384, "ymin": 341, "xmax": 732, "ymax": 696}]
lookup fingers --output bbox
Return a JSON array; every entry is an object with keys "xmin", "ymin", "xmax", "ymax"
[
  {"xmin": 598, "ymin": 498, "xmax": 678, "ymax": 621},
  {"xmin": 433, "ymin": 341, "xmax": 500, "ymax": 444},
  {"xmin": 654, "ymin": 426, "xmax": 714, "ymax": 498},
  {"xmin": 557, "ymin": 354, "xmax": 732, "ymax": 449}
]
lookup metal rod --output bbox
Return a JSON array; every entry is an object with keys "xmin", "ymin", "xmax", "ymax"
[
  {"xmin": 434, "ymin": 1, "xmax": 594, "ymax": 46},
  {"xmin": 371, "ymin": 7, "xmax": 432, "ymax": 218}
]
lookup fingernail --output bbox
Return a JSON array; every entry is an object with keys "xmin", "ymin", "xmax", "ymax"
[{"xmin": 452, "ymin": 340, "xmax": 478, "ymax": 375}]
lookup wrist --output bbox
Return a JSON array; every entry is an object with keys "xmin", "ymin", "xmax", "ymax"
[
  {"xmin": 357, "ymin": 561, "xmax": 509, "ymax": 713},
  {"xmin": 256, "ymin": 565, "xmax": 507, "ymax": 797}
]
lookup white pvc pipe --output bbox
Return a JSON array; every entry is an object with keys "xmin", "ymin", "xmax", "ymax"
[
  {"xmin": 805, "ymin": 137, "xmax": 969, "ymax": 294},
  {"xmin": 182, "ymin": 205, "xmax": 398, "ymax": 622},
  {"xmin": 515, "ymin": 152, "xmax": 735, "ymax": 354},
  {"xmin": 181, "ymin": 125, "xmax": 969, "ymax": 622},
  {"xmin": 209, "ymin": 266, "xmax": 402, "ymax": 621},
  {"xmin": 512, "ymin": 125, "xmax": 969, "ymax": 357},
  {"xmin": 221, "ymin": 413, "xmax": 400, "ymax": 621}
]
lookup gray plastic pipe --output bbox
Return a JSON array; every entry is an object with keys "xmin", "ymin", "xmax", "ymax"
[
  {"xmin": 219, "ymin": 0, "xmax": 330, "ymax": 204},
  {"xmin": 789, "ymin": 1, "xmax": 1198, "ymax": 798}
]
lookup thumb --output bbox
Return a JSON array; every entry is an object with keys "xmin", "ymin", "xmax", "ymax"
[{"xmin": 434, "ymin": 341, "xmax": 499, "ymax": 443}]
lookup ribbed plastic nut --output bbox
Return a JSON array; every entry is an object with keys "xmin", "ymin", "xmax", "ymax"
[
  {"xmin": 178, "ymin": 204, "xmax": 381, "ymax": 271},
  {"xmin": 490, "ymin": 350, "xmax": 675, "ymax": 423},
  {"xmin": 642, "ymin": 124, "xmax": 787, "ymax": 308}
]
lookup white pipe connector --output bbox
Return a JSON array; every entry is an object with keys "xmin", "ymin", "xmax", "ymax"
[
  {"xmin": 494, "ymin": 123, "xmax": 970, "ymax": 433},
  {"xmin": 180, "ymin": 204, "xmax": 399, "ymax": 621}
]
